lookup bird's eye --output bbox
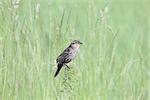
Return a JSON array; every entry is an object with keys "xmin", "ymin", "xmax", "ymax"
[{"xmin": 72, "ymin": 42, "xmax": 75, "ymax": 44}]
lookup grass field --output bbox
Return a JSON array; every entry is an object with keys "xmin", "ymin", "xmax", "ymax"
[{"xmin": 0, "ymin": 0, "xmax": 150, "ymax": 100}]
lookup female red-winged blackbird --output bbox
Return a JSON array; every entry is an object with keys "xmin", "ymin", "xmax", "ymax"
[{"xmin": 54, "ymin": 40, "xmax": 82, "ymax": 77}]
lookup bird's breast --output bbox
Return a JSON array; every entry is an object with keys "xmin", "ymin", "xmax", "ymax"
[{"xmin": 69, "ymin": 50, "xmax": 78, "ymax": 59}]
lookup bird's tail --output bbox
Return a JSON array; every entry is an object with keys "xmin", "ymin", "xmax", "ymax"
[{"xmin": 54, "ymin": 64, "xmax": 63, "ymax": 77}]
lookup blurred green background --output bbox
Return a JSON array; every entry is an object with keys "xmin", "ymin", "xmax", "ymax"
[{"xmin": 0, "ymin": 0, "xmax": 150, "ymax": 100}]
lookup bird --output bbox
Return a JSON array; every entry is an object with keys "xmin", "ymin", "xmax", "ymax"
[{"xmin": 54, "ymin": 40, "xmax": 82, "ymax": 77}]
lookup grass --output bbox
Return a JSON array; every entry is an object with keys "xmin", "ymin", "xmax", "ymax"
[{"xmin": 0, "ymin": 0, "xmax": 150, "ymax": 100}]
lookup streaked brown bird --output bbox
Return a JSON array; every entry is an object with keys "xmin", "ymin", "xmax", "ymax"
[{"xmin": 54, "ymin": 40, "xmax": 82, "ymax": 77}]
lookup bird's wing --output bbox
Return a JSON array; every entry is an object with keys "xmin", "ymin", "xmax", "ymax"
[{"xmin": 56, "ymin": 48, "xmax": 70, "ymax": 64}]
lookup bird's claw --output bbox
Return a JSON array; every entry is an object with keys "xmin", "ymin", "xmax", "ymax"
[{"xmin": 65, "ymin": 64, "xmax": 70, "ymax": 69}]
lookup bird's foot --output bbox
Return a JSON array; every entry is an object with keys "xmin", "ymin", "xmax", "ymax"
[{"xmin": 65, "ymin": 64, "xmax": 70, "ymax": 69}]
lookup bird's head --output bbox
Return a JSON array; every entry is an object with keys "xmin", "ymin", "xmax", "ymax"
[{"xmin": 70, "ymin": 40, "xmax": 83, "ymax": 49}]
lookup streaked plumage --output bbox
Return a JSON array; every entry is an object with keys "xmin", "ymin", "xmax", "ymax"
[{"xmin": 54, "ymin": 40, "xmax": 82, "ymax": 77}]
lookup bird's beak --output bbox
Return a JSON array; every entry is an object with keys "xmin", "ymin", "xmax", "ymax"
[{"xmin": 79, "ymin": 41, "xmax": 83, "ymax": 44}]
